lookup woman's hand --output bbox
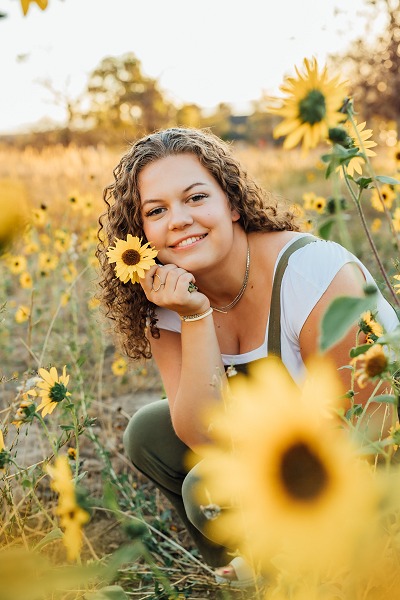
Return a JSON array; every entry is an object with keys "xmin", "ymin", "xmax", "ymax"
[{"xmin": 141, "ymin": 264, "xmax": 210, "ymax": 316}]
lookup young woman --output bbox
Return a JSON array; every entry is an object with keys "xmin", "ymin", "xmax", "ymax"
[{"xmin": 97, "ymin": 127, "xmax": 398, "ymax": 585}]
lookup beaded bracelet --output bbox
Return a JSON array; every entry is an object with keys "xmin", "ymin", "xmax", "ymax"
[{"xmin": 179, "ymin": 307, "xmax": 213, "ymax": 322}]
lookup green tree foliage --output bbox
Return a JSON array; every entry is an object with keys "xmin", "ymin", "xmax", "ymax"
[
  {"xmin": 83, "ymin": 53, "xmax": 175, "ymax": 141},
  {"xmin": 332, "ymin": 0, "xmax": 400, "ymax": 126}
]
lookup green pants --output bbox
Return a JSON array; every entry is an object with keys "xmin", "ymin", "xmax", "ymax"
[{"xmin": 123, "ymin": 399, "xmax": 230, "ymax": 567}]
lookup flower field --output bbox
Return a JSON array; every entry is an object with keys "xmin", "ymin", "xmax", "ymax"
[{"xmin": 1, "ymin": 56, "xmax": 400, "ymax": 600}]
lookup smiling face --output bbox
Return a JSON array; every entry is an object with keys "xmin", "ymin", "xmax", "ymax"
[{"xmin": 138, "ymin": 153, "xmax": 240, "ymax": 273}]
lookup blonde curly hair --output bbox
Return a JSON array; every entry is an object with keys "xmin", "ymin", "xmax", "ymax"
[{"xmin": 97, "ymin": 127, "xmax": 300, "ymax": 360}]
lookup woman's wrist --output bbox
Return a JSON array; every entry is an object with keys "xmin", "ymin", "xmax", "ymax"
[{"xmin": 179, "ymin": 307, "xmax": 213, "ymax": 322}]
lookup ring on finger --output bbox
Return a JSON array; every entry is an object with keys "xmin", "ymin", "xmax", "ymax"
[{"xmin": 152, "ymin": 273, "xmax": 165, "ymax": 292}]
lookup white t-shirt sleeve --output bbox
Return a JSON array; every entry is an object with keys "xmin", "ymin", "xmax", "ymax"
[{"xmin": 154, "ymin": 307, "xmax": 182, "ymax": 333}]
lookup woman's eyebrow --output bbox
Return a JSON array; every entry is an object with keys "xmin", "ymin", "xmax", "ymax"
[{"xmin": 141, "ymin": 182, "xmax": 207, "ymax": 206}]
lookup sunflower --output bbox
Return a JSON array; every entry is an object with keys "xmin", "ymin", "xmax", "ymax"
[
  {"xmin": 19, "ymin": 272, "xmax": 33, "ymax": 289},
  {"xmin": 392, "ymin": 142, "xmax": 400, "ymax": 165},
  {"xmin": 46, "ymin": 455, "xmax": 90, "ymax": 561},
  {"xmin": 352, "ymin": 344, "xmax": 389, "ymax": 388},
  {"xmin": 267, "ymin": 57, "xmax": 348, "ymax": 153},
  {"xmin": 112, "ymin": 356, "xmax": 128, "ymax": 376},
  {"xmin": 371, "ymin": 218, "xmax": 382, "ymax": 233},
  {"xmin": 192, "ymin": 356, "xmax": 378, "ymax": 571},
  {"xmin": 359, "ymin": 311, "xmax": 384, "ymax": 344},
  {"xmin": 38, "ymin": 252, "xmax": 59, "ymax": 272},
  {"xmin": 106, "ymin": 234, "xmax": 158, "ymax": 284},
  {"xmin": 15, "ymin": 305, "xmax": 30, "ymax": 324},
  {"xmin": 339, "ymin": 121, "xmax": 377, "ymax": 177},
  {"xmin": 370, "ymin": 184, "xmax": 396, "ymax": 213},
  {"xmin": 36, "ymin": 366, "xmax": 71, "ymax": 417},
  {"xmin": 8, "ymin": 255, "xmax": 27, "ymax": 275},
  {"xmin": 12, "ymin": 395, "xmax": 36, "ymax": 428}
]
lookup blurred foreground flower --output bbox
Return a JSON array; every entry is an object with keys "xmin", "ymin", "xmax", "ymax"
[
  {"xmin": 46, "ymin": 455, "xmax": 90, "ymax": 561},
  {"xmin": 35, "ymin": 366, "xmax": 71, "ymax": 417},
  {"xmin": 106, "ymin": 234, "xmax": 157, "ymax": 284},
  {"xmin": 193, "ymin": 357, "xmax": 378, "ymax": 572},
  {"xmin": 267, "ymin": 57, "xmax": 348, "ymax": 153},
  {"xmin": 20, "ymin": 0, "xmax": 48, "ymax": 15},
  {"xmin": 0, "ymin": 179, "xmax": 29, "ymax": 254}
]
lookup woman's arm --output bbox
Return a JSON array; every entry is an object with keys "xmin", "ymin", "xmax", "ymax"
[{"xmin": 142, "ymin": 264, "xmax": 227, "ymax": 449}]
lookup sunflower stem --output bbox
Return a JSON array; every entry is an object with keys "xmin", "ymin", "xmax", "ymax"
[
  {"xmin": 34, "ymin": 412, "xmax": 58, "ymax": 455},
  {"xmin": 342, "ymin": 171, "xmax": 399, "ymax": 307}
]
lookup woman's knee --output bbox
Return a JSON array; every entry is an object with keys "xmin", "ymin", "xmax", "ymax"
[{"xmin": 123, "ymin": 400, "xmax": 169, "ymax": 468}]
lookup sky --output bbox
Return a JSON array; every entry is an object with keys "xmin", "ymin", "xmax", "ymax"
[{"xmin": 0, "ymin": 0, "xmax": 380, "ymax": 134}]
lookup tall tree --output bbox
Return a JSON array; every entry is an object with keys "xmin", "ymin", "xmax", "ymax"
[
  {"xmin": 331, "ymin": 0, "xmax": 400, "ymax": 127},
  {"xmin": 84, "ymin": 53, "xmax": 175, "ymax": 139}
]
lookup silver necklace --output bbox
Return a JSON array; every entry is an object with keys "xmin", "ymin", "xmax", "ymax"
[{"xmin": 211, "ymin": 242, "xmax": 250, "ymax": 314}]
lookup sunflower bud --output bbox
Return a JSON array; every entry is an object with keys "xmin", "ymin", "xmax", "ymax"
[{"xmin": 328, "ymin": 127, "xmax": 353, "ymax": 148}]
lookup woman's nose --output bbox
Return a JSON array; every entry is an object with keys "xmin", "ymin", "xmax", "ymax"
[{"xmin": 168, "ymin": 204, "xmax": 194, "ymax": 230}]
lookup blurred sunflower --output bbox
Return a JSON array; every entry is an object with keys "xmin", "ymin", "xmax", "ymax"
[
  {"xmin": 106, "ymin": 234, "xmax": 158, "ymax": 284},
  {"xmin": 112, "ymin": 356, "xmax": 128, "ymax": 376},
  {"xmin": 54, "ymin": 230, "xmax": 72, "ymax": 254},
  {"xmin": 8, "ymin": 255, "xmax": 27, "ymax": 275},
  {"xmin": 193, "ymin": 356, "xmax": 378, "ymax": 571},
  {"xmin": 36, "ymin": 366, "xmax": 71, "ymax": 417},
  {"xmin": 392, "ymin": 142, "xmax": 400, "ymax": 165},
  {"xmin": 15, "ymin": 305, "xmax": 30, "ymax": 324},
  {"xmin": 12, "ymin": 395, "xmax": 36, "ymax": 428},
  {"xmin": 38, "ymin": 252, "xmax": 59, "ymax": 273},
  {"xmin": 20, "ymin": 0, "xmax": 48, "ymax": 15},
  {"xmin": 19, "ymin": 272, "xmax": 33, "ymax": 289},
  {"xmin": 31, "ymin": 205, "xmax": 48, "ymax": 227},
  {"xmin": 371, "ymin": 218, "xmax": 382, "ymax": 233},
  {"xmin": 370, "ymin": 185, "xmax": 396, "ymax": 213},
  {"xmin": 351, "ymin": 344, "xmax": 389, "ymax": 388},
  {"xmin": 268, "ymin": 57, "xmax": 348, "ymax": 153},
  {"xmin": 87, "ymin": 296, "xmax": 101, "ymax": 311},
  {"xmin": 46, "ymin": 455, "xmax": 90, "ymax": 561}
]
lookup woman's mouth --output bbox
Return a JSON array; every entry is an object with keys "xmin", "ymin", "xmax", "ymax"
[{"xmin": 173, "ymin": 234, "xmax": 207, "ymax": 249}]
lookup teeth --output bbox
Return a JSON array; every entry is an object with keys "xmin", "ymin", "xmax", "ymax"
[{"xmin": 176, "ymin": 235, "xmax": 205, "ymax": 248}]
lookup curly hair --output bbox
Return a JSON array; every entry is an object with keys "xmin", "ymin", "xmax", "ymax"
[{"xmin": 97, "ymin": 127, "xmax": 300, "ymax": 360}]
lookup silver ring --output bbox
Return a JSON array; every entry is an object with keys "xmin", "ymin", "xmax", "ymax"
[{"xmin": 152, "ymin": 273, "xmax": 165, "ymax": 292}]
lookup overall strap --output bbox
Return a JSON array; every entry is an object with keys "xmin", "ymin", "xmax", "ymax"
[{"xmin": 267, "ymin": 235, "xmax": 318, "ymax": 358}]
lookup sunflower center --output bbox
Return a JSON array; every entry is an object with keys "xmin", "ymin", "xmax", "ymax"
[
  {"xmin": 279, "ymin": 441, "xmax": 328, "ymax": 501},
  {"xmin": 122, "ymin": 249, "xmax": 141, "ymax": 265},
  {"xmin": 365, "ymin": 352, "xmax": 387, "ymax": 377},
  {"xmin": 395, "ymin": 151, "xmax": 400, "ymax": 161},
  {"xmin": 49, "ymin": 382, "xmax": 69, "ymax": 403},
  {"xmin": 299, "ymin": 90, "xmax": 326, "ymax": 125}
]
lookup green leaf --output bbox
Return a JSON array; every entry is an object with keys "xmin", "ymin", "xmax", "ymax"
[
  {"xmin": 349, "ymin": 344, "xmax": 373, "ymax": 358},
  {"xmin": 320, "ymin": 296, "xmax": 377, "ymax": 352},
  {"xmin": 84, "ymin": 585, "xmax": 129, "ymax": 600},
  {"xmin": 354, "ymin": 177, "xmax": 373, "ymax": 190},
  {"xmin": 375, "ymin": 175, "xmax": 400, "ymax": 185},
  {"xmin": 371, "ymin": 394, "xmax": 398, "ymax": 405},
  {"xmin": 318, "ymin": 218, "xmax": 335, "ymax": 240},
  {"xmin": 59, "ymin": 424, "xmax": 74, "ymax": 431},
  {"xmin": 33, "ymin": 528, "xmax": 63, "ymax": 552}
]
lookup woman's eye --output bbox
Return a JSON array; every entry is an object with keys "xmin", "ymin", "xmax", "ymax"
[
  {"xmin": 145, "ymin": 207, "xmax": 165, "ymax": 217},
  {"xmin": 188, "ymin": 194, "xmax": 207, "ymax": 203}
]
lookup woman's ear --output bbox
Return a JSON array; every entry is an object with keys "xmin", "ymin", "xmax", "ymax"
[{"xmin": 231, "ymin": 208, "xmax": 241, "ymax": 222}]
